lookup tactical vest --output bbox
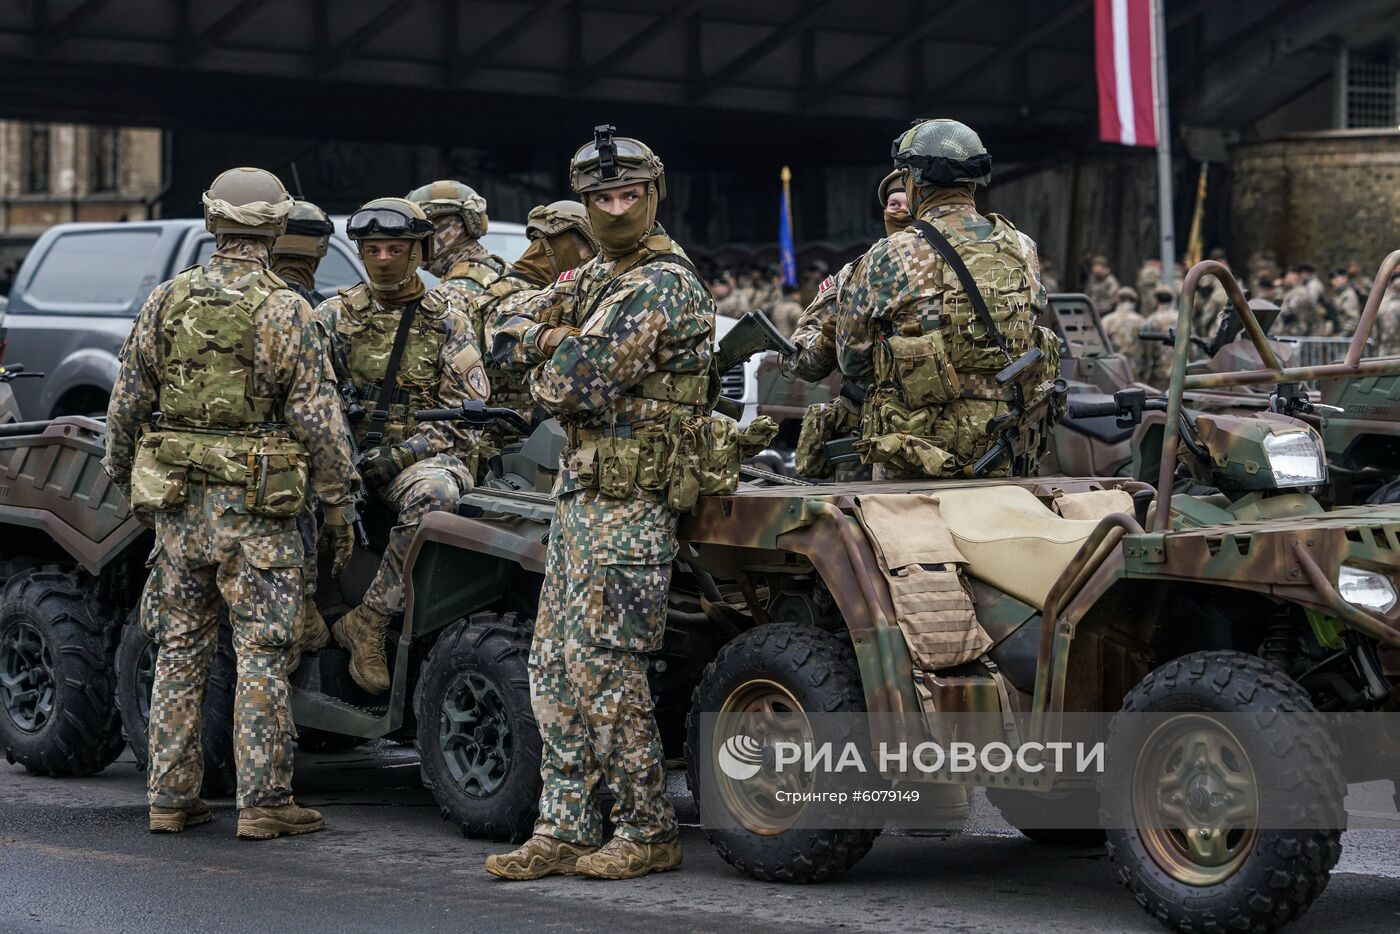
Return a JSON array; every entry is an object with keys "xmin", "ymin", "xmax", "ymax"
[
  {"xmin": 337, "ymin": 283, "xmax": 449, "ymax": 448},
  {"xmin": 130, "ymin": 265, "xmax": 309, "ymax": 518},
  {"xmin": 856, "ymin": 214, "xmax": 1060, "ymax": 478},
  {"xmin": 444, "ymin": 255, "xmax": 533, "ymax": 413},
  {"xmin": 556, "ymin": 244, "xmax": 777, "ymax": 508}
]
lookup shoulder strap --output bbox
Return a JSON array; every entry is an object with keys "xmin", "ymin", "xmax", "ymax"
[
  {"xmin": 911, "ymin": 218, "xmax": 1009, "ymax": 357},
  {"xmin": 364, "ymin": 298, "xmax": 424, "ymax": 446}
]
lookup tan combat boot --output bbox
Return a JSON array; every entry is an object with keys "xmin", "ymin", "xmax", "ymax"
[
  {"xmin": 574, "ymin": 836, "xmax": 682, "ymax": 880},
  {"xmin": 331, "ymin": 604, "xmax": 390, "ymax": 694},
  {"xmin": 288, "ymin": 602, "xmax": 331, "ymax": 675},
  {"xmin": 236, "ymin": 800, "xmax": 325, "ymax": 840},
  {"xmin": 484, "ymin": 834, "xmax": 599, "ymax": 880},
  {"xmin": 149, "ymin": 798, "xmax": 212, "ymax": 833}
]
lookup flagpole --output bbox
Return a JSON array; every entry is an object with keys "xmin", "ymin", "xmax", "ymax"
[{"xmin": 1151, "ymin": 0, "xmax": 1175, "ymax": 290}]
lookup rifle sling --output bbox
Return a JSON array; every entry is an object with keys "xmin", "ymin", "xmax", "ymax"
[
  {"xmin": 911, "ymin": 219, "xmax": 1010, "ymax": 357},
  {"xmin": 365, "ymin": 297, "xmax": 423, "ymax": 447}
]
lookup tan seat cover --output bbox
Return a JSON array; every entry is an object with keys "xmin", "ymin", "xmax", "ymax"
[{"xmin": 933, "ymin": 486, "xmax": 1105, "ymax": 610}]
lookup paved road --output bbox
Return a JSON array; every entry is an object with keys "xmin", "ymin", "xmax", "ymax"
[{"xmin": 2, "ymin": 746, "xmax": 1396, "ymax": 933}]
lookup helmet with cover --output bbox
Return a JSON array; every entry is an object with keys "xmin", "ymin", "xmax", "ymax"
[
  {"xmin": 526, "ymin": 200, "xmax": 601, "ymax": 255},
  {"xmin": 406, "ymin": 180, "xmax": 488, "ymax": 240},
  {"xmin": 202, "ymin": 167, "xmax": 293, "ymax": 238},
  {"xmin": 570, "ymin": 125, "xmax": 665, "ymax": 258},
  {"xmin": 273, "ymin": 199, "xmax": 333, "ymax": 258},
  {"xmin": 346, "ymin": 197, "xmax": 434, "ymax": 299},
  {"xmin": 891, "ymin": 118, "xmax": 991, "ymax": 208}
]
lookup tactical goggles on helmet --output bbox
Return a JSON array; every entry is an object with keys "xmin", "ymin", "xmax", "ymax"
[
  {"xmin": 285, "ymin": 215, "xmax": 334, "ymax": 238},
  {"xmin": 346, "ymin": 207, "xmax": 433, "ymax": 240}
]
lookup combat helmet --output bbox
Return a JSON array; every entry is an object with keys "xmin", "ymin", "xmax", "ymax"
[
  {"xmin": 406, "ymin": 180, "xmax": 488, "ymax": 240},
  {"xmin": 876, "ymin": 170, "xmax": 905, "ymax": 209},
  {"xmin": 569, "ymin": 125, "xmax": 666, "ymax": 200},
  {"xmin": 273, "ymin": 199, "xmax": 333, "ymax": 258},
  {"xmin": 202, "ymin": 167, "xmax": 293, "ymax": 238},
  {"xmin": 346, "ymin": 197, "xmax": 435, "ymax": 293},
  {"xmin": 891, "ymin": 118, "xmax": 992, "ymax": 190},
  {"xmin": 526, "ymin": 200, "xmax": 601, "ymax": 255}
]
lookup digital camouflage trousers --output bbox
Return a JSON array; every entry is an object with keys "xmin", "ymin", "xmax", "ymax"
[
  {"xmin": 360, "ymin": 454, "xmax": 473, "ymax": 616},
  {"xmin": 529, "ymin": 488, "xmax": 679, "ymax": 847},
  {"xmin": 144, "ymin": 484, "xmax": 302, "ymax": 809}
]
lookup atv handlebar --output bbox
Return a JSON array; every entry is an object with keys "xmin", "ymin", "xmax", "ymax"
[
  {"xmin": 1066, "ymin": 388, "xmax": 1169, "ymax": 428},
  {"xmin": 414, "ymin": 401, "xmax": 533, "ymax": 436},
  {"xmin": 0, "ymin": 364, "xmax": 44, "ymax": 383}
]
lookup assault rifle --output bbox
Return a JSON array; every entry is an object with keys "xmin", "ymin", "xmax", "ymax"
[
  {"xmin": 329, "ymin": 345, "xmax": 371, "ymax": 548},
  {"xmin": 970, "ymin": 349, "xmax": 1067, "ymax": 477},
  {"xmin": 712, "ymin": 311, "xmax": 797, "ymax": 420}
]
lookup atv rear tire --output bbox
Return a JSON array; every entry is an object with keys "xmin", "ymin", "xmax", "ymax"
[
  {"xmin": 1102, "ymin": 651, "xmax": 1343, "ymax": 934},
  {"xmin": 114, "ymin": 619, "xmax": 237, "ymax": 797},
  {"xmin": 415, "ymin": 613, "xmax": 540, "ymax": 843},
  {"xmin": 0, "ymin": 570, "xmax": 125, "ymax": 776},
  {"xmin": 686, "ymin": 624, "xmax": 880, "ymax": 883},
  {"xmin": 985, "ymin": 787, "xmax": 1105, "ymax": 847}
]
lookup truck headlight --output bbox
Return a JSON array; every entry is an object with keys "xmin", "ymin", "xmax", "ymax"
[
  {"xmin": 1262, "ymin": 430, "xmax": 1325, "ymax": 487},
  {"xmin": 1338, "ymin": 565, "xmax": 1397, "ymax": 613}
]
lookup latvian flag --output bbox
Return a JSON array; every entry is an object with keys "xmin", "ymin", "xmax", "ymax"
[{"xmin": 1095, "ymin": 0, "xmax": 1159, "ymax": 147}]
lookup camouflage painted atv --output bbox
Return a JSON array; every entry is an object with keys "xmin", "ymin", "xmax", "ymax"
[{"xmin": 1043, "ymin": 274, "xmax": 1400, "ymax": 508}]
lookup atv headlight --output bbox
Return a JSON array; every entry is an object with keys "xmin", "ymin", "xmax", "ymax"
[
  {"xmin": 1338, "ymin": 565, "xmax": 1397, "ymax": 613},
  {"xmin": 1262, "ymin": 430, "xmax": 1325, "ymax": 487}
]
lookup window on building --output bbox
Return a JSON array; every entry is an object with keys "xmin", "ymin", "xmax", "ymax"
[
  {"xmin": 24, "ymin": 125, "xmax": 50, "ymax": 193},
  {"xmin": 91, "ymin": 127, "xmax": 120, "ymax": 192},
  {"xmin": 1344, "ymin": 46, "xmax": 1397, "ymax": 129}
]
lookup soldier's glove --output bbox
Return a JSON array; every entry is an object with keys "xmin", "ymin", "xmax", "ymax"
[
  {"xmin": 319, "ymin": 505, "xmax": 356, "ymax": 576},
  {"xmin": 359, "ymin": 444, "xmax": 417, "ymax": 491},
  {"xmin": 536, "ymin": 325, "xmax": 578, "ymax": 356}
]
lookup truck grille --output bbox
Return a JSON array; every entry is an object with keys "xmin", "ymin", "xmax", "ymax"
[{"xmin": 720, "ymin": 364, "xmax": 745, "ymax": 400}]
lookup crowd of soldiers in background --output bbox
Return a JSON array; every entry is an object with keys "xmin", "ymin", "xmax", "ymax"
[
  {"xmin": 701, "ymin": 260, "xmax": 829, "ymax": 338},
  {"xmin": 1083, "ymin": 249, "xmax": 1400, "ymax": 388}
]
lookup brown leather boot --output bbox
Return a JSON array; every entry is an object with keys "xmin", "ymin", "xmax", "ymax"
[
  {"xmin": 484, "ymin": 834, "xmax": 599, "ymax": 880},
  {"xmin": 236, "ymin": 800, "xmax": 325, "ymax": 840},
  {"xmin": 331, "ymin": 604, "xmax": 390, "ymax": 694},
  {"xmin": 288, "ymin": 602, "xmax": 331, "ymax": 675},
  {"xmin": 149, "ymin": 798, "xmax": 212, "ymax": 833},
  {"xmin": 574, "ymin": 836, "xmax": 682, "ymax": 880}
]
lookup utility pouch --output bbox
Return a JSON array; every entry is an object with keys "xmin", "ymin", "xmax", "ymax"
[
  {"xmin": 597, "ymin": 435, "xmax": 641, "ymax": 499},
  {"xmin": 667, "ymin": 446, "xmax": 702, "ymax": 512},
  {"xmin": 796, "ymin": 402, "xmax": 846, "ymax": 477},
  {"xmin": 130, "ymin": 435, "xmax": 189, "ymax": 514},
  {"xmin": 566, "ymin": 442, "xmax": 600, "ymax": 489},
  {"xmin": 634, "ymin": 427, "xmax": 673, "ymax": 493},
  {"xmin": 886, "ymin": 333, "xmax": 961, "ymax": 408},
  {"xmin": 242, "ymin": 448, "xmax": 309, "ymax": 518},
  {"xmin": 696, "ymin": 416, "xmax": 741, "ymax": 496}
]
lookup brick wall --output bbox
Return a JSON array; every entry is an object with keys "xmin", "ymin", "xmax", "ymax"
[{"xmin": 1231, "ymin": 131, "xmax": 1400, "ymax": 279}]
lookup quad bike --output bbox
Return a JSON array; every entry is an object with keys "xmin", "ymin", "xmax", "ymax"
[{"xmin": 1043, "ymin": 284, "xmax": 1400, "ymax": 507}]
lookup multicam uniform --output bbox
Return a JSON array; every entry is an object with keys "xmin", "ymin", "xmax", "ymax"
[
  {"xmin": 837, "ymin": 190, "xmax": 1057, "ymax": 478},
  {"xmin": 1101, "ymin": 303, "xmax": 1149, "ymax": 379},
  {"xmin": 1085, "ymin": 270, "xmax": 1121, "ymax": 315},
  {"xmin": 495, "ymin": 227, "xmax": 713, "ymax": 849},
  {"xmin": 316, "ymin": 283, "xmax": 487, "ymax": 618},
  {"xmin": 1141, "ymin": 306, "xmax": 1180, "ymax": 387},
  {"xmin": 1279, "ymin": 284, "xmax": 1323, "ymax": 337},
  {"xmin": 104, "ymin": 237, "xmax": 357, "ymax": 810}
]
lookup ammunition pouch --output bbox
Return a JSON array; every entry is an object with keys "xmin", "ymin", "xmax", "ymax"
[
  {"xmin": 130, "ymin": 428, "xmax": 310, "ymax": 519},
  {"xmin": 796, "ymin": 400, "xmax": 859, "ymax": 478}
]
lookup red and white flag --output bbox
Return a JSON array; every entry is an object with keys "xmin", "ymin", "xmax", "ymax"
[{"xmin": 1095, "ymin": 0, "xmax": 1159, "ymax": 147}]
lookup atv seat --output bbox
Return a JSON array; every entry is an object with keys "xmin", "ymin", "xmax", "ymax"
[{"xmin": 935, "ymin": 486, "xmax": 1113, "ymax": 610}]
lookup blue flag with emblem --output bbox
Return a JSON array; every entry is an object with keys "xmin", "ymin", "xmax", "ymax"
[{"xmin": 779, "ymin": 166, "xmax": 797, "ymax": 288}]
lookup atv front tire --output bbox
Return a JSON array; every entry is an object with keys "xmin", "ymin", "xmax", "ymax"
[
  {"xmin": 415, "ymin": 613, "xmax": 540, "ymax": 842},
  {"xmin": 1102, "ymin": 651, "xmax": 1343, "ymax": 934},
  {"xmin": 114, "ymin": 618, "xmax": 237, "ymax": 797},
  {"xmin": 686, "ymin": 624, "xmax": 880, "ymax": 883},
  {"xmin": 0, "ymin": 570, "xmax": 124, "ymax": 776}
]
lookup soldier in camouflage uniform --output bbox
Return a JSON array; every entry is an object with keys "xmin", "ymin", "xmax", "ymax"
[
  {"xmin": 407, "ymin": 181, "xmax": 522, "ymax": 468},
  {"xmin": 487, "ymin": 128, "xmax": 713, "ymax": 882},
  {"xmin": 1141, "ymin": 286, "xmax": 1181, "ymax": 387},
  {"xmin": 1085, "ymin": 255, "xmax": 1121, "ymax": 315},
  {"xmin": 1101, "ymin": 285, "xmax": 1149, "ymax": 379},
  {"xmin": 271, "ymin": 198, "xmax": 337, "ymax": 672},
  {"xmin": 1375, "ymin": 274, "xmax": 1400, "ymax": 356},
  {"xmin": 1279, "ymin": 267, "xmax": 1323, "ymax": 337},
  {"xmin": 317, "ymin": 198, "xmax": 490, "ymax": 695},
  {"xmin": 836, "ymin": 119, "xmax": 1060, "ymax": 480},
  {"xmin": 1331, "ymin": 267, "xmax": 1362, "ymax": 336},
  {"xmin": 103, "ymin": 168, "xmax": 358, "ymax": 840}
]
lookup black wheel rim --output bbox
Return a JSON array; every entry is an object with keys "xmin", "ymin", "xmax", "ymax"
[
  {"xmin": 0, "ymin": 621, "xmax": 56, "ymax": 733},
  {"xmin": 438, "ymin": 671, "xmax": 511, "ymax": 796},
  {"xmin": 137, "ymin": 640, "xmax": 157, "ymax": 727}
]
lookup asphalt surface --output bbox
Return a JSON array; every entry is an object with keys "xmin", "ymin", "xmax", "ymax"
[{"xmin": 2, "ymin": 744, "xmax": 1397, "ymax": 934}]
